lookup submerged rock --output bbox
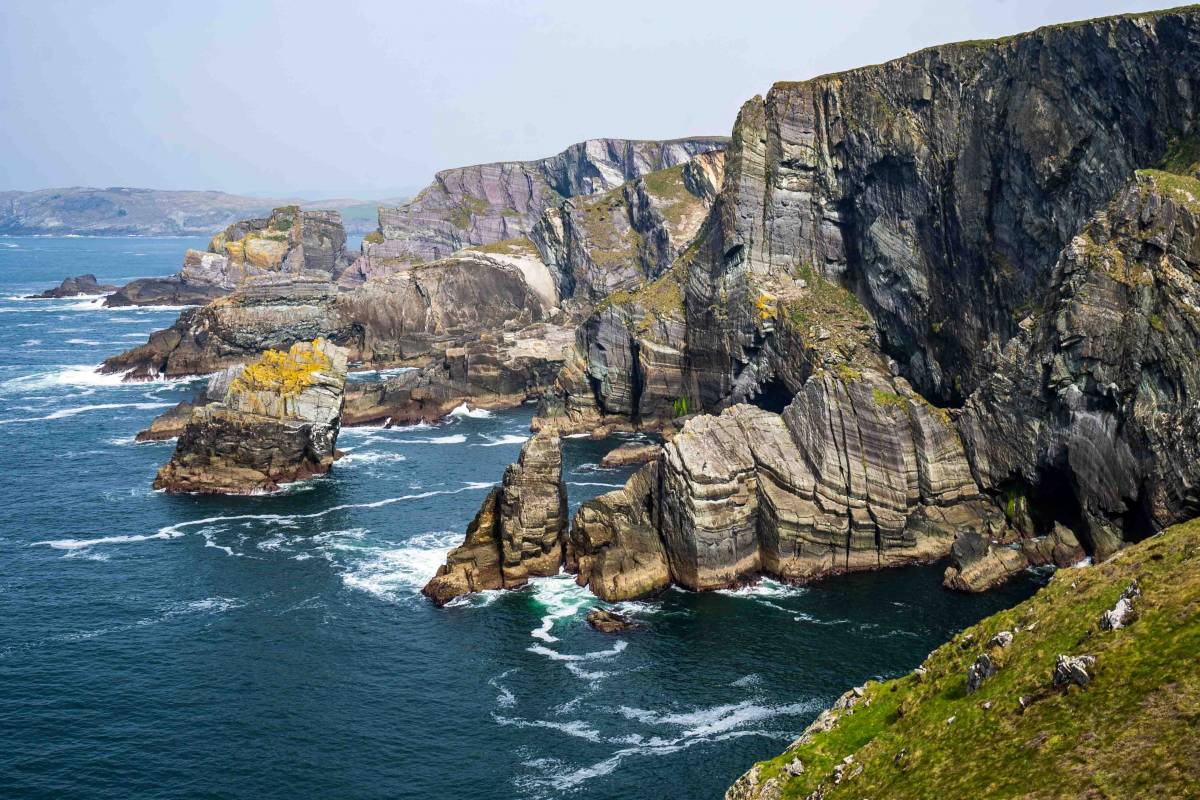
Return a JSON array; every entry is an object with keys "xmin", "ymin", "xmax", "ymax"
[
  {"xmin": 27, "ymin": 273, "xmax": 117, "ymax": 298},
  {"xmin": 153, "ymin": 338, "xmax": 348, "ymax": 494},
  {"xmin": 585, "ymin": 608, "xmax": 635, "ymax": 633},
  {"xmin": 423, "ymin": 432, "xmax": 567, "ymax": 605}
]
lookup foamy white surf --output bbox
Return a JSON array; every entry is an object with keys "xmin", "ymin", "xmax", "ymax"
[
  {"xmin": 527, "ymin": 576, "xmax": 597, "ymax": 644},
  {"xmin": 339, "ymin": 530, "xmax": 464, "ymax": 601},
  {"xmin": 0, "ymin": 401, "xmax": 173, "ymax": 426},
  {"xmin": 448, "ymin": 402, "xmax": 494, "ymax": 419},
  {"xmin": 476, "ymin": 433, "xmax": 529, "ymax": 447}
]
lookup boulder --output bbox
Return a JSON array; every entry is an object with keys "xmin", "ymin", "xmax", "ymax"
[
  {"xmin": 585, "ymin": 608, "xmax": 635, "ymax": 633},
  {"xmin": 966, "ymin": 653, "xmax": 997, "ymax": 693},
  {"xmin": 1053, "ymin": 654, "xmax": 1097, "ymax": 688}
]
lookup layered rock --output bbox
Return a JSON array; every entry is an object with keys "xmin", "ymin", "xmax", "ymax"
[
  {"xmin": 101, "ymin": 275, "xmax": 350, "ymax": 379},
  {"xmin": 530, "ymin": 152, "xmax": 725, "ymax": 301},
  {"xmin": 958, "ymin": 169, "xmax": 1200, "ymax": 556},
  {"xmin": 566, "ymin": 463, "xmax": 671, "ymax": 601},
  {"xmin": 687, "ymin": 8, "xmax": 1200, "ymax": 410},
  {"xmin": 153, "ymin": 339, "xmax": 348, "ymax": 494},
  {"xmin": 423, "ymin": 432, "xmax": 567, "ymax": 605},
  {"xmin": 27, "ymin": 274, "xmax": 117, "ymax": 298},
  {"xmin": 942, "ymin": 524, "xmax": 1086, "ymax": 592},
  {"xmin": 107, "ymin": 206, "xmax": 351, "ymax": 307},
  {"xmin": 354, "ymin": 136, "xmax": 727, "ymax": 276},
  {"xmin": 342, "ymin": 322, "xmax": 574, "ymax": 425}
]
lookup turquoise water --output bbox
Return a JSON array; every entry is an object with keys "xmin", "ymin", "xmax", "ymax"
[{"xmin": 0, "ymin": 237, "xmax": 1038, "ymax": 800}]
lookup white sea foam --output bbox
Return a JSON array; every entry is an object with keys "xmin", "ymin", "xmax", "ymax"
[
  {"xmin": 716, "ymin": 578, "xmax": 805, "ymax": 599},
  {"xmin": 475, "ymin": 433, "xmax": 529, "ymax": 447},
  {"xmin": 20, "ymin": 338, "xmax": 42, "ymax": 347},
  {"xmin": 493, "ymin": 715, "xmax": 605, "ymax": 743},
  {"xmin": 32, "ymin": 531, "xmax": 181, "ymax": 551},
  {"xmin": 399, "ymin": 433, "xmax": 468, "ymax": 445},
  {"xmin": 339, "ymin": 530, "xmax": 465, "ymax": 601},
  {"xmin": 0, "ymin": 365, "xmax": 126, "ymax": 394},
  {"xmin": 527, "ymin": 641, "xmax": 628, "ymax": 662},
  {"xmin": 338, "ymin": 451, "xmax": 408, "ymax": 466},
  {"xmin": 448, "ymin": 402, "xmax": 494, "ymax": 419},
  {"xmin": 528, "ymin": 576, "xmax": 597, "ymax": 644},
  {"xmin": 65, "ymin": 338, "xmax": 100, "ymax": 345},
  {"xmin": 0, "ymin": 401, "xmax": 172, "ymax": 426}
]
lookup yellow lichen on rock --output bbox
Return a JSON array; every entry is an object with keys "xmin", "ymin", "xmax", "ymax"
[{"xmin": 230, "ymin": 339, "xmax": 333, "ymax": 399}]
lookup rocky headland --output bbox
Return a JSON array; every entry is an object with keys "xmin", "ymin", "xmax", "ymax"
[
  {"xmin": 153, "ymin": 338, "xmax": 348, "ymax": 494},
  {"xmin": 414, "ymin": 7, "xmax": 1200, "ymax": 612}
]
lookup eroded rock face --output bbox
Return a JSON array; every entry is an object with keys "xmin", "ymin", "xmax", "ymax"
[
  {"xmin": 530, "ymin": 152, "xmax": 725, "ymax": 302},
  {"xmin": 566, "ymin": 463, "xmax": 671, "ymax": 601},
  {"xmin": 358, "ymin": 137, "xmax": 727, "ymax": 272},
  {"xmin": 423, "ymin": 432, "xmax": 567, "ymax": 605},
  {"xmin": 106, "ymin": 206, "xmax": 352, "ymax": 307},
  {"xmin": 153, "ymin": 339, "xmax": 348, "ymax": 494},
  {"xmin": 342, "ymin": 322, "xmax": 574, "ymax": 426},
  {"xmin": 687, "ymin": 9, "xmax": 1200, "ymax": 408},
  {"xmin": 960, "ymin": 171, "xmax": 1200, "ymax": 553},
  {"xmin": 102, "ymin": 275, "xmax": 350, "ymax": 379}
]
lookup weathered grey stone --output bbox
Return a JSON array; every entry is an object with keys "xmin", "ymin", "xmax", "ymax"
[
  {"xmin": 966, "ymin": 653, "xmax": 997, "ymax": 693},
  {"xmin": 1053, "ymin": 654, "xmax": 1096, "ymax": 688}
]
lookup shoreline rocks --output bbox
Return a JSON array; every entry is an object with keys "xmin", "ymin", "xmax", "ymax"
[
  {"xmin": 153, "ymin": 338, "xmax": 348, "ymax": 494},
  {"xmin": 26, "ymin": 273, "xmax": 117, "ymax": 298}
]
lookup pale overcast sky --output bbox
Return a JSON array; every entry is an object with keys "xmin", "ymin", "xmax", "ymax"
[{"xmin": 0, "ymin": 0, "xmax": 1168, "ymax": 198}]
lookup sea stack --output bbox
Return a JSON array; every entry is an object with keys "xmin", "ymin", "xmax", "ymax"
[
  {"xmin": 423, "ymin": 431, "xmax": 567, "ymax": 605},
  {"xmin": 153, "ymin": 338, "xmax": 348, "ymax": 494}
]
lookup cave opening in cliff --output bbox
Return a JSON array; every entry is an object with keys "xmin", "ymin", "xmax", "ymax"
[
  {"xmin": 1028, "ymin": 467, "xmax": 1085, "ymax": 540},
  {"xmin": 749, "ymin": 378, "xmax": 793, "ymax": 414}
]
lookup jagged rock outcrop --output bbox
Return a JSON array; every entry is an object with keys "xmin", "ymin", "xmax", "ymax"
[
  {"xmin": 101, "ymin": 275, "xmax": 350, "ymax": 379},
  {"xmin": 153, "ymin": 339, "xmax": 348, "ymax": 494},
  {"xmin": 536, "ymin": 261, "xmax": 693, "ymax": 435},
  {"xmin": 599, "ymin": 442, "xmax": 660, "ymax": 468},
  {"xmin": 353, "ymin": 136, "xmax": 726, "ymax": 277},
  {"xmin": 27, "ymin": 274, "xmax": 117, "ymax": 298},
  {"xmin": 530, "ymin": 152, "xmax": 725, "ymax": 301},
  {"xmin": 103, "ymin": 251, "xmax": 553, "ymax": 379},
  {"xmin": 423, "ymin": 432, "xmax": 567, "ymax": 605},
  {"xmin": 342, "ymin": 322, "xmax": 574, "ymax": 425},
  {"xmin": 106, "ymin": 206, "xmax": 351, "ymax": 306},
  {"xmin": 566, "ymin": 463, "xmax": 671, "ymax": 601},
  {"xmin": 942, "ymin": 524, "xmax": 1086, "ymax": 592}
]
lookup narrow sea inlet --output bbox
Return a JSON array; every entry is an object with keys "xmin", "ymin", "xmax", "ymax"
[{"xmin": 0, "ymin": 238, "xmax": 1035, "ymax": 799}]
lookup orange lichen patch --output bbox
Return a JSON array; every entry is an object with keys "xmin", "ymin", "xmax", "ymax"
[{"xmin": 230, "ymin": 339, "xmax": 332, "ymax": 398}]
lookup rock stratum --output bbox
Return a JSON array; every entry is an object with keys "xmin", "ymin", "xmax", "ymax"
[
  {"xmin": 423, "ymin": 431, "xmax": 567, "ymax": 605},
  {"xmin": 505, "ymin": 7, "xmax": 1200, "ymax": 601},
  {"xmin": 153, "ymin": 338, "xmax": 348, "ymax": 494}
]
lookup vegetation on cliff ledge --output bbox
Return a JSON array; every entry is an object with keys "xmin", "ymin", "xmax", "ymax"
[
  {"xmin": 732, "ymin": 518, "xmax": 1200, "ymax": 799},
  {"xmin": 230, "ymin": 339, "xmax": 333, "ymax": 399}
]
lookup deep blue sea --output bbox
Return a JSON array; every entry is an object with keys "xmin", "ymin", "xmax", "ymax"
[{"xmin": 0, "ymin": 237, "xmax": 1038, "ymax": 800}]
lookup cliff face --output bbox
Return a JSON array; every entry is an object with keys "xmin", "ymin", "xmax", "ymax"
[
  {"xmin": 154, "ymin": 339, "xmax": 348, "ymax": 494},
  {"xmin": 354, "ymin": 136, "xmax": 727, "ymax": 273},
  {"xmin": 516, "ymin": 8, "xmax": 1200, "ymax": 601},
  {"xmin": 688, "ymin": 8, "xmax": 1200, "ymax": 409},
  {"xmin": 531, "ymin": 151, "xmax": 725, "ymax": 301}
]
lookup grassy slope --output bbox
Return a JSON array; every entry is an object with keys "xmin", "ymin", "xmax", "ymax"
[{"xmin": 739, "ymin": 519, "xmax": 1200, "ymax": 799}]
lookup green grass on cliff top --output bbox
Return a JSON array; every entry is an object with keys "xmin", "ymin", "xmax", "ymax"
[{"xmin": 744, "ymin": 518, "xmax": 1200, "ymax": 799}]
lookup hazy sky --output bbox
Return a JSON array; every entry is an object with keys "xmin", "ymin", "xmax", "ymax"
[{"xmin": 0, "ymin": 0, "xmax": 1168, "ymax": 199}]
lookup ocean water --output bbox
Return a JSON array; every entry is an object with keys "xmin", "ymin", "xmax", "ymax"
[{"xmin": 0, "ymin": 237, "xmax": 1038, "ymax": 800}]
